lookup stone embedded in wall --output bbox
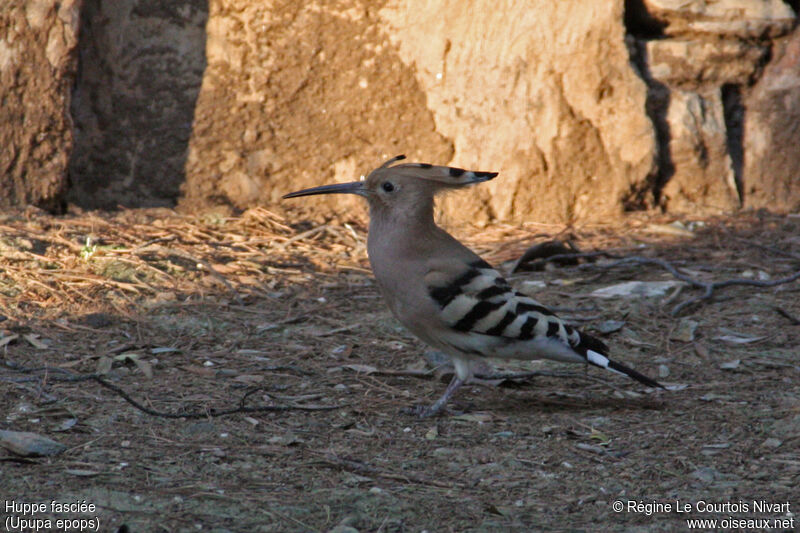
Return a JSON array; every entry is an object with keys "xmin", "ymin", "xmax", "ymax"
[
  {"xmin": 640, "ymin": 0, "xmax": 796, "ymax": 38},
  {"xmin": 645, "ymin": 38, "xmax": 768, "ymax": 88},
  {"xmin": 630, "ymin": 0, "xmax": 797, "ymax": 214},
  {"xmin": 659, "ymin": 89, "xmax": 740, "ymax": 213},
  {"xmin": 0, "ymin": 0, "xmax": 81, "ymax": 211}
]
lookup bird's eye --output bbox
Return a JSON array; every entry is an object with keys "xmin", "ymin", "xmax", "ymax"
[{"xmin": 381, "ymin": 182, "xmax": 395, "ymax": 193}]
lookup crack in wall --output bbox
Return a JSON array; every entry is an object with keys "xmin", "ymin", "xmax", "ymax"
[
  {"xmin": 623, "ymin": 33, "xmax": 672, "ymax": 209},
  {"xmin": 721, "ymin": 83, "xmax": 744, "ymax": 203}
]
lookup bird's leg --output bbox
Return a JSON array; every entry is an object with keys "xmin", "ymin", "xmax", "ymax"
[{"xmin": 415, "ymin": 375, "xmax": 464, "ymax": 418}]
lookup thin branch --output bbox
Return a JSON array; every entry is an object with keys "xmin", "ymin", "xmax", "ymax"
[
  {"xmin": 774, "ymin": 306, "xmax": 800, "ymax": 325},
  {"xmin": 142, "ymin": 245, "xmax": 244, "ymax": 305},
  {"xmin": 1, "ymin": 360, "xmax": 341, "ymax": 418},
  {"xmin": 576, "ymin": 256, "xmax": 800, "ymax": 315},
  {"xmin": 732, "ymin": 236, "xmax": 800, "ymax": 261},
  {"xmin": 511, "ymin": 250, "xmax": 617, "ymax": 273},
  {"xmin": 313, "ymin": 452, "xmax": 463, "ymax": 488}
]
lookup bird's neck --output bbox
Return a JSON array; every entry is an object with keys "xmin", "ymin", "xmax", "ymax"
[{"xmin": 367, "ymin": 198, "xmax": 445, "ymax": 265}]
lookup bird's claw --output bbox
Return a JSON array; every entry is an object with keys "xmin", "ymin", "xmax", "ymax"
[{"xmin": 402, "ymin": 404, "xmax": 443, "ymax": 419}]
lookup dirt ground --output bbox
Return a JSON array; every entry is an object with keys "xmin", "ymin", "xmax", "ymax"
[{"xmin": 1, "ymin": 205, "xmax": 798, "ymax": 532}]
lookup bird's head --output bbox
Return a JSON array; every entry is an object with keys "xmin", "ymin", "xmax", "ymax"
[{"xmin": 283, "ymin": 155, "xmax": 498, "ymax": 216}]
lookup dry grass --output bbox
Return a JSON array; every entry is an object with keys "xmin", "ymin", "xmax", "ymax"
[{"xmin": 1, "ymin": 206, "xmax": 799, "ymax": 532}]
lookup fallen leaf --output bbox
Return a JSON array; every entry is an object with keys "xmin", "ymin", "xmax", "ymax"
[
  {"xmin": 596, "ymin": 320, "xmax": 625, "ymax": 334},
  {"xmin": 720, "ymin": 359, "xmax": 741, "ymax": 370},
  {"xmin": 65, "ymin": 469, "xmax": 101, "ymax": 477},
  {"xmin": 589, "ymin": 428, "xmax": 612, "ymax": 446},
  {"xmin": 23, "ymin": 334, "xmax": 49, "ymax": 349},
  {"xmin": 113, "ymin": 353, "xmax": 153, "ymax": 378},
  {"xmin": 670, "ymin": 319, "xmax": 698, "ymax": 342},
  {"xmin": 453, "ymin": 413, "xmax": 493, "ymax": 423},
  {"xmin": 268, "ymin": 433, "xmax": 303, "ymax": 446},
  {"xmin": 518, "ymin": 280, "xmax": 547, "ymax": 295},
  {"xmin": 96, "ymin": 356, "xmax": 113, "ymax": 375},
  {"xmin": 52, "ymin": 418, "xmax": 78, "ymax": 432},
  {"xmin": 209, "ymin": 263, "xmax": 239, "ymax": 274},
  {"xmin": 700, "ymin": 393, "xmax": 732, "ymax": 401},
  {"xmin": 575, "ymin": 442, "xmax": 607, "ymax": 454},
  {"xmin": 715, "ymin": 335, "xmax": 765, "ymax": 344},
  {"xmin": 484, "ymin": 503, "xmax": 506, "ymax": 516},
  {"xmin": 690, "ymin": 466, "xmax": 721, "ymax": 483},
  {"xmin": 591, "ymin": 281, "xmax": 686, "ymax": 299},
  {"xmin": 645, "ymin": 223, "xmax": 695, "ymax": 237},
  {"xmin": 182, "ymin": 365, "xmax": 216, "ymax": 377},
  {"xmin": 132, "ymin": 357, "xmax": 153, "ymax": 379},
  {"xmin": 233, "ymin": 374, "xmax": 264, "ymax": 384},
  {"xmin": 342, "ymin": 364, "xmax": 378, "ymax": 374},
  {"xmin": 150, "ymin": 346, "xmax": 180, "ymax": 354},
  {"xmin": 0, "ymin": 334, "xmax": 19, "ymax": 347},
  {"xmin": 0, "ymin": 430, "xmax": 66, "ymax": 457},
  {"xmin": 694, "ymin": 343, "xmax": 709, "ymax": 358}
]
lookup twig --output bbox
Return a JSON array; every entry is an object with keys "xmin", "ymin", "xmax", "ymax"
[
  {"xmin": 512, "ymin": 250, "xmax": 618, "ymax": 272},
  {"xmin": 474, "ymin": 370, "xmax": 643, "ymax": 394},
  {"xmin": 92, "ymin": 376, "xmax": 340, "ymax": 417},
  {"xmin": 774, "ymin": 306, "xmax": 800, "ymax": 325},
  {"xmin": 577, "ymin": 256, "xmax": 800, "ymax": 315},
  {"xmin": 276, "ymin": 225, "xmax": 328, "ymax": 250},
  {"xmin": 314, "ymin": 453, "xmax": 463, "ymax": 488},
  {"xmin": 732, "ymin": 237, "xmax": 800, "ymax": 261},
  {"xmin": 143, "ymin": 245, "xmax": 243, "ymax": 305},
  {"xmin": 1, "ymin": 360, "xmax": 341, "ymax": 418}
]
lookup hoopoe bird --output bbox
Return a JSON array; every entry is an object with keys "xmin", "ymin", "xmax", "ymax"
[{"xmin": 284, "ymin": 155, "xmax": 663, "ymax": 417}]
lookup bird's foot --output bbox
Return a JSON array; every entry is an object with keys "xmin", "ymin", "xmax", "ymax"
[
  {"xmin": 402, "ymin": 402, "xmax": 474, "ymax": 419},
  {"xmin": 402, "ymin": 404, "xmax": 444, "ymax": 419},
  {"xmin": 404, "ymin": 375, "xmax": 466, "ymax": 418}
]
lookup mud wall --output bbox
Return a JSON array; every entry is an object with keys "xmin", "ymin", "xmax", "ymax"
[
  {"xmin": 0, "ymin": 0, "xmax": 81, "ymax": 211},
  {"xmin": 2, "ymin": 0, "xmax": 799, "ymax": 220}
]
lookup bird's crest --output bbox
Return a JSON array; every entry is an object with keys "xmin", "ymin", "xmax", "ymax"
[{"xmin": 372, "ymin": 154, "xmax": 498, "ymax": 188}]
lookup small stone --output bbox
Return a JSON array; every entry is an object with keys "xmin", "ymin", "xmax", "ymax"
[
  {"xmin": 670, "ymin": 319, "xmax": 698, "ymax": 342},
  {"xmin": 658, "ymin": 365, "xmax": 670, "ymax": 378},
  {"xmin": 762, "ymin": 437, "xmax": 782, "ymax": 448}
]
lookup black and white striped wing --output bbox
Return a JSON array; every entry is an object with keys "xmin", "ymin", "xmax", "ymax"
[
  {"xmin": 425, "ymin": 259, "xmax": 662, "ymax": 388},
  {"xmin": 426, "ymin": 259, "xmax": 588, "ymax": 351}
]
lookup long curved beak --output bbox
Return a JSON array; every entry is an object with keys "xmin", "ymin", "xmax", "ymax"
[{"xmin": 282, "ymin": 181, "xmax": 366, "ymax": 199}]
